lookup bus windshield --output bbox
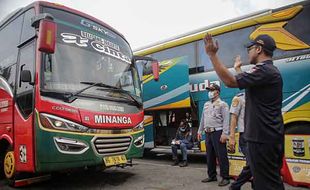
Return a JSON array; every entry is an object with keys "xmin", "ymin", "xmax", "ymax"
[{"xmin": 41, "ymin": 7, "xmax": 141, "ymax": 102}]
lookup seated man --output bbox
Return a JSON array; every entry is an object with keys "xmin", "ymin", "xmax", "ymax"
[{"xmin": 171, "ymin": 119, "xmax": 193, "ymax": 167}]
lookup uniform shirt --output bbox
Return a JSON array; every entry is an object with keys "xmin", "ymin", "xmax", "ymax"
[
  {"xmin": 198, "ymin": 98, "xmax": 230, "ymax": 136},
  {"xmin": 236, "ymin": 60, "xmax": 284, "ymax": 143},
  {"xmin": 230, "ymin": 93, "xmax": 245, "ymax": 133}
]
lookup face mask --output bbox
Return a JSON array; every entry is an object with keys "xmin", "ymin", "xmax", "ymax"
[{"xmin": 208, "ymin": 91, "xmax": 215, "ymax": 99}]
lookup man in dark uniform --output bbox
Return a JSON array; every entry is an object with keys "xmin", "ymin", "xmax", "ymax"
[{"xmin": 203, "ymin": 33, "xmax": 284, "ymax": 190}]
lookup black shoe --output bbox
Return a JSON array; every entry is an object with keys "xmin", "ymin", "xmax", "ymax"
[
  {"xmin": 218, "ymin": 179, "xmax": 230, "ymax": 186},
  {"xmin": 228, "ymin": 185, "xmax": 239, "ymax": 190},
  {"xmin": 171, "ymin": 160, "xmax": 179, "ymax": 166},
  {"xmin": 201, "ymin": 177, "xmax": 217, "ymax": 183},
  {"xmin": 179, "ymin": 161, "xmax": 188, "ymax": 167}
]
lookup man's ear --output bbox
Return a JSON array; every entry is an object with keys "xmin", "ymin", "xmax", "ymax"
[
  {"xmin": 215, "ymin": 90, "xmax": 220, "ymax": 96},
  {"xmin": 257, "ymin": 46, "xmax": 263, "ymax": 54}
]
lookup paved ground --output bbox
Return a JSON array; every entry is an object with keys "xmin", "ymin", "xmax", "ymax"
[{"xmin": 0, "ymin": 150, "xmax": 308, "ymax": 190}]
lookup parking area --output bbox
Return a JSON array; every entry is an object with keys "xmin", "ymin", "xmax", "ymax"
[{"xmin": 0, "ymin": 150, "xmax": 308, "ymax": 190}]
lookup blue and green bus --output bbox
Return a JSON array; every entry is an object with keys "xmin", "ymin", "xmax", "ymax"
[{"xmin": 135, "ymin": 0, "xmax": 310, "ymax": 187}]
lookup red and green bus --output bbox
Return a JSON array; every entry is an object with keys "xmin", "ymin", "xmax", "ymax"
[{"xmin": 0, "ymin": 1, "xmax": 158, "ymax": 186}]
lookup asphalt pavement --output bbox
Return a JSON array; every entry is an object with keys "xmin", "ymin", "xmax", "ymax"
[{"xmin": 0, "ymin": 150, "xmax": 308, "ymax": 190}]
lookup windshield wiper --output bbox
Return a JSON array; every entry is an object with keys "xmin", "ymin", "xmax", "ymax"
[
  {"xmin": 64, "ymin": 82, "xmax": 109, "ymax": 103},
  {"xmin": 64, "ymin": 82, "xmax": 142, "ymax": 107},
  {"xmin": 92, "ymin": 83, "xmax": 143, "ymax": 108}
]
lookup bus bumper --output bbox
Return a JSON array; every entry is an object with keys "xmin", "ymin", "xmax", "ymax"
[{"xmin": 34, "ymin": 122, "xmax": 144, "ymax": 172}]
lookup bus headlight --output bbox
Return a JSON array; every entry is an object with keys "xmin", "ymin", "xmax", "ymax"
[
  {"xmin": 132, "ymin": 122, "xmax": 143, "ymax": 132},
  {"xmin": 39, "ymin": 113, "xmax": 89, "ymax": 132}
]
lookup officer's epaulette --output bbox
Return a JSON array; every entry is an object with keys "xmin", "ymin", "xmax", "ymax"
[
  {"xmin": 237, "ymin": 92, "xmax": 244, "ymax": 97},
  {"xmin": 256, "ymin": 62, "xmax": 265, "ymax": 66}
]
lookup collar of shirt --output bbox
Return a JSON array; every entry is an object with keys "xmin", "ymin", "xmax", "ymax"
[
  {"xmin": 211, "ymin": 98, "xmax": 221, "ymax": 105},
  {"xmin": 256, "ymin": 60, "xmax": 273, "ymax": 66}
]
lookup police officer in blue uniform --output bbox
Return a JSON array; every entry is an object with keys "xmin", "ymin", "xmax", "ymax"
[
  {"xmin": 198, "ymin": 83, "xmax": 230, "ymax": 187},
  {"xmin": 229, "ymin": 92, "xmax": 253, "ymax": 190},
  {"xmin": 204, "ymin": 34, "xmax": 284, "ymax": 190}
]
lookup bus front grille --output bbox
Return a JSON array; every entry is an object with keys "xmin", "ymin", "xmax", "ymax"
[{"xmin": 92, "ymin": 136, "xmax": 132, "ymax": 155}]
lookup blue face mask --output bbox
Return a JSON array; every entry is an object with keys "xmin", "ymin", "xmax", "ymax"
[{"xmin": 208, "ymin": 91, "xmax": 215, "ymax": 99}]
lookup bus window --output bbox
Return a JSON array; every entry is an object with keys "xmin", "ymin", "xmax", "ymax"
[
  {"xmin": 16, "ymin": 42, "xmax": 35, "ymax": 118},
  {"xmin": 1, "ymin": 64, "xmax": 16, "ymax": 90},
  {"xmin": 152, "ymin": 42, "xmax": 196, "ymax": 71},
  {"xmin": 285, "ymin": 4, "xmax": 310, "ymax": 45},
  {"xmin": 198, "ymin": 26, "xmax": 256, "ymax": 71},
  {"xmin": 0, "ymin": 16, "xmax": 23, "ymax": 69},
  {"xmin": 20, "ymin": 9, "xmax": 35, "ymax": 43},
  {"xmin": 273, "ymin": 4, "xmax": 310, "ymax": 59}
]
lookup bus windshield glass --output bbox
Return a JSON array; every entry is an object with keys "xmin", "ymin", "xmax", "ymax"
[{"xmin": 41, "ymin": 7, "xmax": 141, "ymax": 102}]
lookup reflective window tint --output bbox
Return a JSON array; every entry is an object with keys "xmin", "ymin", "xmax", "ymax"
[
  {"xmin": 2, "ymin": 64, "xmax": 16, "ymax": 90},
  {"xmin": 21, "ymin": 9, "xmax": 36, "ymax": 43},
  {"xmin": 198, "ymin": 26, "xmax": 255, "ymax": 71},
  {"xmin": 285, "ymin": 4, "xmax": 310, "ymax": 45},
  {"xmin": 152, "ymin": 42, "xmax": 196, "ymax": 70},
  {"xmin": 16, "ymin": 42, "xmax": 35, "ymax": 118},
  {"xmin": 0, "ymin": 16, "xmax": 23, "ymax": 69}
]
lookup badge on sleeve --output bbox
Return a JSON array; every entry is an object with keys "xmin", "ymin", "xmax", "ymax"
[
  {"xmin": 232, "ymin": 97, "xmax": 239, "ymax": 107},
  {"xmin": 246, "ymin": 66, "xmax": 258, "ymax": 74}
]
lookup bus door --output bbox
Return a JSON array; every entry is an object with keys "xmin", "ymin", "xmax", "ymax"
[
  {"xmin": 146, "ymin": 109, "xmax": 194, "ymax": 148},
  {"xmin": 13, "ymin": 41, "xmax": 36, "ymax": 172}
]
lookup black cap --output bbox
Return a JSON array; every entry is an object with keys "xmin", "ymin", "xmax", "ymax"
[
  {"xmin": 206, "ymin": 83, "xmax": 220, "ymax": 92},
  {"xmin": 246, "ymin": 34, "xmax": 276, "ymax": 54}
]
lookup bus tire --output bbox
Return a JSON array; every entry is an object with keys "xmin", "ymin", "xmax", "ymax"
[
  {"xmin": 3, "ymin": 146, "xmax": 16, "ymax": 186},
  {"xmin": 0, "ymin": 150, "xmax": 4, "ymax": 179},
  {"xmin": 0, "ymin": 140, "xmax": 10, "ymax": 179}
]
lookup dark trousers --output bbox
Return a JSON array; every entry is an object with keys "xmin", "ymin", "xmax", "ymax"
[
  {"xmin": 230, "ymin": 133, "xmax": 252, "ymax": 190},
  {"xmin": 205, "ymin": 130, "xmax": 229, "ymax": 179},
  {"xmin": 248, "ymin": 142, "xmax": 284, "ymax": 190}
]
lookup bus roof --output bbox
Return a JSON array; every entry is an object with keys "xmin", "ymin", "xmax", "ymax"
[
  {"xmin": 0, "ymin": 1, "xmax": 128, "ymax": 45},
  {"xmin": 134, "ymin": 0, "xmax": 308, "ymax": 56}
]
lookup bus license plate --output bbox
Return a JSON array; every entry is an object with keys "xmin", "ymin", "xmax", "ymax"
[{"xmin": 103, "ymin": 155, "xmax": 127, "ymax": 166}]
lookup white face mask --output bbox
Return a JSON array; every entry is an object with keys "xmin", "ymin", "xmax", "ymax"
[{"xmin": 208, "ymin": 91, "xmax": 215, "ymax": 99}]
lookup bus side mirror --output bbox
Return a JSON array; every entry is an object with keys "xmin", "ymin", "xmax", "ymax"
[
  {"xmin": 152, "ymin": 61, "xmax": 159, "ymax": 81},
  {"xmin": 132, "ymin": 55, "xmax": 160, "ymax": 81},
  {"xmin": 37, "ymin": 20, "xmax": 57, "ymax": 53},
  {"xmin": 31, "ymin": 14, "xmax": 57, "ymax": 54},
  {"xmin": 21, "ymin": 70, "xmax": 32, "ymax": 83}
]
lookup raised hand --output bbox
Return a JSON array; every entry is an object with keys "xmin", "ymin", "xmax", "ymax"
[
  {"xmin": 234, "ymin": 55, "xmax": 242, "ymax": 73},
  {"xmin": 204, "ymin": 33, "xmax": 219, "ymax": 57}
]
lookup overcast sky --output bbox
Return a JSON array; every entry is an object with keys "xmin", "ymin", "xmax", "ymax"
[{"xmin": 0, "ymin": 0, "xmax": 303, "ymax": 50}]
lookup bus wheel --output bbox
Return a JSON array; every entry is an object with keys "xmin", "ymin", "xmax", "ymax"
[
  {"xmin": 3, "ymin": 148, "xmax": 16, "ymax": 186},
  {"xmin": 4, "ymin": 150, "xmax": 15, "ymax": 179}
]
